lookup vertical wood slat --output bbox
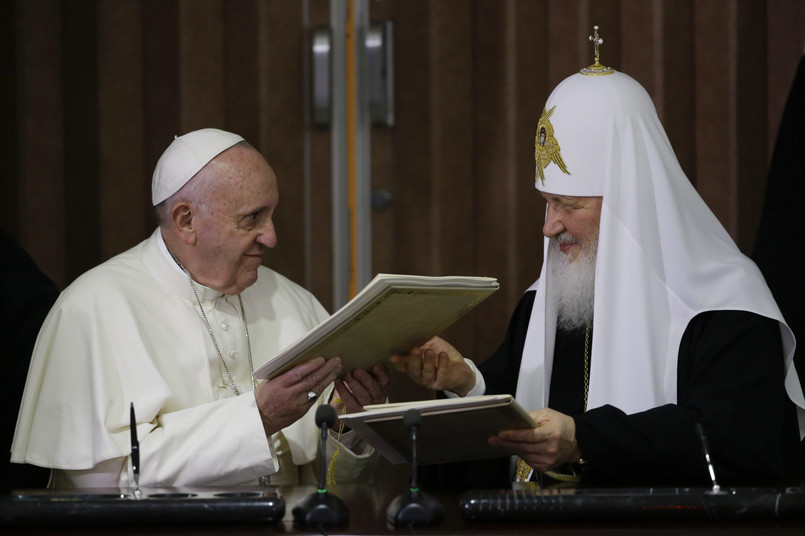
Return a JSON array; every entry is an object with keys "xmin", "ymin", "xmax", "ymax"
[
  {"xmin": 547, "ymin": 0, "xmax": 582, "ymax": 89},
  {"xmin": 472, "ymin": 0, "xmax": 522, "ymax": 361},
  {"xmin": 179, "ymin": 0, "xmax": 225, "ymax": 131},
  {"xmin": 142, "ymin": 0, "xmax": 180, "ymax": 226},
  {"xmin": 18, "ymin": 0, "xmax": 66, "ymax": 288},
  {"xmin": 660, "ymin": 0, "xmax": 696, "ymax": 182},
  {"xmin": 695, "ymin": 1, "xmax": 737, "ymax": 236},
  {"xmin": 62, "ymin": 0, "xmax": 101, "ymax": 279},
  {"xmin": 0, "ymin": 1, "xmax": 19, "ymax": 236},
  {"xmin": 63, "ymin": 0, "xmax": 100, "ymax": 283},
  {"xmin": 620, "ymin": 1, "xmax": 657, "ymax": 99},
  {"xmin": 98, "ymin": 0, "xmax": 146, "ymax": 259},
  {"xmin": 511, "ymin": 0, "xmax": 548, "ymax": 306},
  {"xmin": 258, "ymin": 0, "xmax": 308, "ymax": 289},
  {"xmin": 391, "ymin": 0, "xmax": 433, "ymax": 278},
  {"xmin": 431, "ymin": 0, "xmax": 473, "ymax": 279},
  {"xmin": 735, "ymin": 2, "xmax": 769, "ymax": 252},
  {"xmin": 223, "ymin": 0, "xmax": 260, "ymax": 145}
]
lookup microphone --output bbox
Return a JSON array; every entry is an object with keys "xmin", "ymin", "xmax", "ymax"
[
  {"xmin": 695, "ymin": 422, "xmax": 723, "ymax": 495},
  {"xmin": 386, "ymin": 409, "xmax": 444, "ymax": 527},
  {"xmin": 292, "ymin": 404, "xmax": 349, "ymax": 526}
]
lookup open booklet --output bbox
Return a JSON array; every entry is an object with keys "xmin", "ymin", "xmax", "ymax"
[
  {"xmin": 336, "ymin": 394, "xmax": 536, "ymax": 465},
  {"xmin": 253, "ymin": 273, "xmax": 498, "ymax": 380}
]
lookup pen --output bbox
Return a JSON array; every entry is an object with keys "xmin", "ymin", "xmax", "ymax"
[{"xmin": 130, "ymin": 402, "xmax": 141, "ymax": 497}]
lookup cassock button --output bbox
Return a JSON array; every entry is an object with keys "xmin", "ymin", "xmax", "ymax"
[
  {"xmin": 229, "ymin": 350, "xmax": 238, "ymax": 359},
  {"xmin": 221, "ymin": 322, "xmax": 229, "ymax": 331}
]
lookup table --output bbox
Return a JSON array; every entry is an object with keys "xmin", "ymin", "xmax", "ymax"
[{"xmin": 3, "ymin": 484, "xmax": 805, "ymax": 535}]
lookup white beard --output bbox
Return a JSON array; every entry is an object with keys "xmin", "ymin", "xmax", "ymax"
[{"xmin": 547, "ymin": 233, "xmax": 597, "ymax": 331}]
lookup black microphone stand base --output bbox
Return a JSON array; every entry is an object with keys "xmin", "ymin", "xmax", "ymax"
[
  {"xmin": 292, "ymin": 491, "xmax": 349, "ymax": 526},
  {"xmin": 386, "ymin": 491, "xmax": 444, "ymax": 527}
]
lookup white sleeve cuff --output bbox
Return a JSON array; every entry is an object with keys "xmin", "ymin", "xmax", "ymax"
[{"xmin": 443, "ymin": 358, "xmax": 486, "ymax": 398}]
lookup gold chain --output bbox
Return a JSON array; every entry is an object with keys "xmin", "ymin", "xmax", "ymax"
[
  {"xmin": 517, "ymin": 322, "xmax": 591, "ymax": 484},
  {"xmin": 583, "ymin": 322, "xmax": 590, "ymax": 411}
]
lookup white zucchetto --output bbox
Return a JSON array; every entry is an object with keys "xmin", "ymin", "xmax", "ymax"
[{"xmin": 151, "ymin": 128, "xmax": 244, "ymax": 206}]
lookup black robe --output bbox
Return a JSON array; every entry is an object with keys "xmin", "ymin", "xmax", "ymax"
[
  {"xmin": 1, "ymin": 229, "xmax": 59, "ymax": 492},
  {"xmin": 422, "ymin": 290, "xmax": 804, "ymax": 489}
]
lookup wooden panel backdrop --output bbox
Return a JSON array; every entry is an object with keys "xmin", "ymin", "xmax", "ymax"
[{"xmin": 2, "ymin": 0, "xmax": 805, "ymax": 385}]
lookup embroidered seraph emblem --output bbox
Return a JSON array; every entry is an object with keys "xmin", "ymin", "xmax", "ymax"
[{"xmin": 534, "ymin": 106, "xmax": 570, "ymax": 185}]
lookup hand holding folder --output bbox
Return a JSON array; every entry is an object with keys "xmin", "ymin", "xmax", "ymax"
[{"xmin": 336, "ymin": 395, "xmax": 536, "ymax": 465}]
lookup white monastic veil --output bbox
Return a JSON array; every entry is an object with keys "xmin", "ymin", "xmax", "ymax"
[{"xmin": 516, "ymin": 71, "xmax": 805, "ymax": 436}]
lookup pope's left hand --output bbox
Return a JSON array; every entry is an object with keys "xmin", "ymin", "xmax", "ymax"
[
  {"xmin": 488, "ymin": 407, "xmax": 582, "ymax": 471},
  {"xmin": 331, "ymin": 364, "xmax": 390, "ymax": 414}
]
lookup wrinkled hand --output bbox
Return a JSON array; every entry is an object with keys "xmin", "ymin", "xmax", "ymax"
[
  {"xmin": 255, "ymin": 357, "xmax": 343, "ymax": 437},
  {"xmin": 332, "ymin": 364, "xmax": 390, "ymax": 415},
  {"xmin": 389, "ymin": 337, "xmax": 475, "ymax": 396},
  {"xmin": 488, "ymin": 408, "xmax": 581, "ymax": 471}
]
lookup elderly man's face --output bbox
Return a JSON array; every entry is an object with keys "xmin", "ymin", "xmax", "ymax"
[
  {"xmin": 540, "ymin": 192, "xmax": 602, "ymax": 261},
  {"xmin": 191, "ymin": 145, "xmax": 278, "ymax": 294}
]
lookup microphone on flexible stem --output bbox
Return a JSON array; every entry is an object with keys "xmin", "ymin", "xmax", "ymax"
[
  {"xmin": 695, "ymin": 422, "xmax": 724, "ymax": 495},
  {"xmin": 386, "ymin": 409, "xmax": 444, "ymax": 527},
  {"xmin": 292, "ymin": 404, "xmax": 349, "ymax": 526}
]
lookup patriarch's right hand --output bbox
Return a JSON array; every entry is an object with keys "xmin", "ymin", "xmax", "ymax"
[{"xmin": 389, "ymin": 336, "xmax": 476, "ymax": 397}]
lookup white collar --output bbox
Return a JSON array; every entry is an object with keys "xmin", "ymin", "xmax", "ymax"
[{"xmin": 152, "ymin": 228, "xmax": 222, "ymax": 302}]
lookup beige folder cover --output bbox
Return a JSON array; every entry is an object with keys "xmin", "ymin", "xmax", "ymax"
[
  {"xmin": 337, "ymin": 395, "xmax": 536, "ymax": 465},
  {"xmin": 254, "ymin": 273, "xmax": 499, "ymax": 380}
]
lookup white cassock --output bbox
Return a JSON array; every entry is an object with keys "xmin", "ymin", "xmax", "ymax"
[{"xmin": 11, "ymin": 229, "xmax": 377, "ymax": 487}]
